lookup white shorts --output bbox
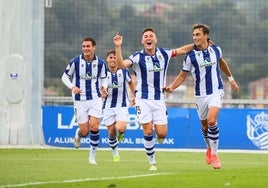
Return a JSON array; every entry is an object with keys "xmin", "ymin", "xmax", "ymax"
[
  {"xmin": 135, "ymin": 99, "xmax": 167, "ymax": 125},
  {"xmin": 74, "ymin": 98, "xmax": 103, "ymax": 124},
  {"xmin": 195, "ymin": 92, "xmax": 224, "ymax": 120},
  {"xmin": 102, "ymin": 107, "xmax": 129, "ymax": 126}
]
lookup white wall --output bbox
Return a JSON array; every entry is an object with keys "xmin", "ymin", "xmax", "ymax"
[{"xmin": 0, "ymin": 0, "xmax": 44, "ymax": 145}]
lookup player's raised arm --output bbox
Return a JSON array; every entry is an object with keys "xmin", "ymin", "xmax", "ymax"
[
  {"xmin": 113, "ymin": 33, "xmax": 132, "ymax": 68},
  {"xmin": 172, "ymin": 43, "xmax": 194, "ymax": 57}
]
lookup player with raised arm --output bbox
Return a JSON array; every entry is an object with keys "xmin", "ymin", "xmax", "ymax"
[{"xmin": 113, "ymin": 28, "xmax": 194, "ymax": 171}]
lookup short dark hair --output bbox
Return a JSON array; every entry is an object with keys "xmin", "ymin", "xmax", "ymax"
[
  {"xmin": 142, "ymin": 27, "xmax": 156, "ymax": 35},
  {"xmin": 106, "ymin": 50, "xmax": 116, "ymax": 57},
  {"xmin": 82, "ymin": 37, "xmax": 96, "ymax": 46},
  {"xmin": 192, "ymin": 23, "xmax": 210, "ymax": 35}
]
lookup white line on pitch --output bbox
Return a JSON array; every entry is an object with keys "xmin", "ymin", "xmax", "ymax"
[{"xmin": 0, "ymin": 172, "xmax": 176, "ymax": 188}]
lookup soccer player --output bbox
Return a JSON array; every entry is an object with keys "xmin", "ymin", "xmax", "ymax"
[
  {"xmin": 164, "ymin": 23, "xmax": 239, "ymax": 169},
  {"xmin": 113, "ymin": 28, "xmax": 194, "ymax": 171},
  {"xmin": 102, "ymin": 50, "xmax": 135, "ymax": 162},
  {"xmin": 61, "ymin": 37, "xmax": 108, "ymax": 165}
]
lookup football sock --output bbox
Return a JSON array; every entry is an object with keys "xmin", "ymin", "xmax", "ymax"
[
  {"xmin": 208, "ymin": 124, "xmax": 219, "ymax": 155},
  {"xmin": 78, "ymin": 129, "xmax": 83, "ymax": 137},
  {"xmin": 201, "ymin": 128, "xmax": 210, "ymax": 148},
  {"xmin": 89, "ymin": 130, "xmax": 99, "ymax": 160},
  {"xmin": 109, "ymin": 136, "xmax": 119, "ymax": 156},
  {"xmin": 144, "ymin": 134, "xmax": 156, "ymax": 165}
]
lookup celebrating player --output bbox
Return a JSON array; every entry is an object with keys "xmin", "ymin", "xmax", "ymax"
[
  {"xmin": 164, "ymin": 23, "xmax": 239, "ymax": 169},
  {"xmin": 113, "ymin": 28, "xmax": 194, "ymax": 171},
  {"xmin": 102, "ymin": 50, "xmax": 135, "ymax": 162},
  {"xmin": 61, "ymin": 37, "xmax": 107, "ymax": 165}
]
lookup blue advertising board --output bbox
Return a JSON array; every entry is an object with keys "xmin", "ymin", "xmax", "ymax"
[{"xmin": 42, "ymin": 106, "xmax": 268, "ymax": 150}]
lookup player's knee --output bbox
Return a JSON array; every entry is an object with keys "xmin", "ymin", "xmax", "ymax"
[
  {"xmin": 156, "ymin": 131, "xmax": 167, "ymax": 138},
  {"xmin": 207, "ymin": 119, "xmax": 217, "ymax": 126},
  {"xmin": 79, "ymin": 128, "xmax": 90, "ymax": 137}
]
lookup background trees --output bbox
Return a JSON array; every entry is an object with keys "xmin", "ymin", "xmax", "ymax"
[{"xmin": 44, "ymin": 0, "xmax": 268, "ymax": 98}]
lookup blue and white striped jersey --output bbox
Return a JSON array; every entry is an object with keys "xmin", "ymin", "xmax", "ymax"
[
  {"xmin": 103, "ymin": 68, "xmax": 132, "ymax": 108},
  {"xmin": 64, "ymin": 54, "xmax": 107, "ymax": 101},
  {"xmin": 128, "ymin": 48, "xmax": 172, "ymax": 100},
  {"xmin": 183, "ymin": 45, "xmax": 224, "ymax": 97}
]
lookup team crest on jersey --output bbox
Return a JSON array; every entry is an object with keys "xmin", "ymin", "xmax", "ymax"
[
  {"xmin": 93, "ymin": 63, "xmax": 97, "ymax": 68},
  {"xmin": 246, "ymin": 111, "xmax": 268, "ymax": 150},
  {"xmin": 209, "ymin": 48, "xmax": 213, "ymax": 53},
  {"xmin": 158, "ymin": 55, "xmax": 163, "ymax": 60}
]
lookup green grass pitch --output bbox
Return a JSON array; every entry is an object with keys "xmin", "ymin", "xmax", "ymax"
[{"xmin": 0, "ymin": 148, "xmax": 267, "ymax": 188}]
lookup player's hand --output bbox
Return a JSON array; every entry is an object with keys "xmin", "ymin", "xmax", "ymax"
[
  {"xmin": 230, "ymin": 80, "xmax": 239, "ymax": 91},
  {"xmin": 208, "ymin": 38, "xmax": 214, "ymax": 46},
  {"xmin": 113, "ymin": 32, "xmax": 123, "ymax": 47},
  {"xmin": 129, "ymin": 96, "xmax": 135, "ymax": 106},
  {"xmin": 163, "ymin": 86, "xmax": 174, "ymax": 93},
  {"xmin": 71, "ymin": 86, "xmax": 82, "ymax": 94},
  {"xmin": 101, "ymin": 86, "xmax": 108, "ymax": 98}
]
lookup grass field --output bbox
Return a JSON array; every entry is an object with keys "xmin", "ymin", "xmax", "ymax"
[{"xmin": 0, "ymin": 148, "xmax": 267, "ymax": 188}]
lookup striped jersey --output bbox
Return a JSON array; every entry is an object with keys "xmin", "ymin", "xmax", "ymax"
[
  {"xmin": 103, "ymin": 68, "xmax": 132, "ymax": 108},
  {"xmin": 182, "ymin": 44, "xmax": 224, "ymax": 97},
  {"xmin": 128, "ymin": 48, "xmax": 172, "ymax": 100},
  {"xmin": 64, "ymin": 54, "xmax": 107, "ymax": 101}
]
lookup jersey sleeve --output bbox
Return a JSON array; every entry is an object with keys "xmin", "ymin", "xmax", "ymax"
[
  {"xmin": 100, "ymin": 61, "xmax": 108, "ymax": 88},
  {"xmin": 217, "ymin": 46, "xmax": 222, "ymax": 59},
  {"xmin": 62, "ymin": 57, "xmax": 77, "ymax": 89},
  {"xmin": 125, "ymin": 69, "xmax": 132, "ymax": 83},
  {"xmin": 61, "ymin": 72, "xmax": 75, "ymax": 89},
  {"xmin": 64, "ymin": 57, "xmax": 77, "ymax": 76},
  {"xmin": 182, "ymin": 55, "xmax": 192, "ymax": 72},
  {"xmin": 128, "ymin": 51, "xmax": 141, "ymax": 68},
  {"xmin": 162, "ymin": 48, "xmax": 173, "ymax": 58},
  {"xmin": 100, "ymin": 61, "xmax": 107, "ymax": 79}
]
